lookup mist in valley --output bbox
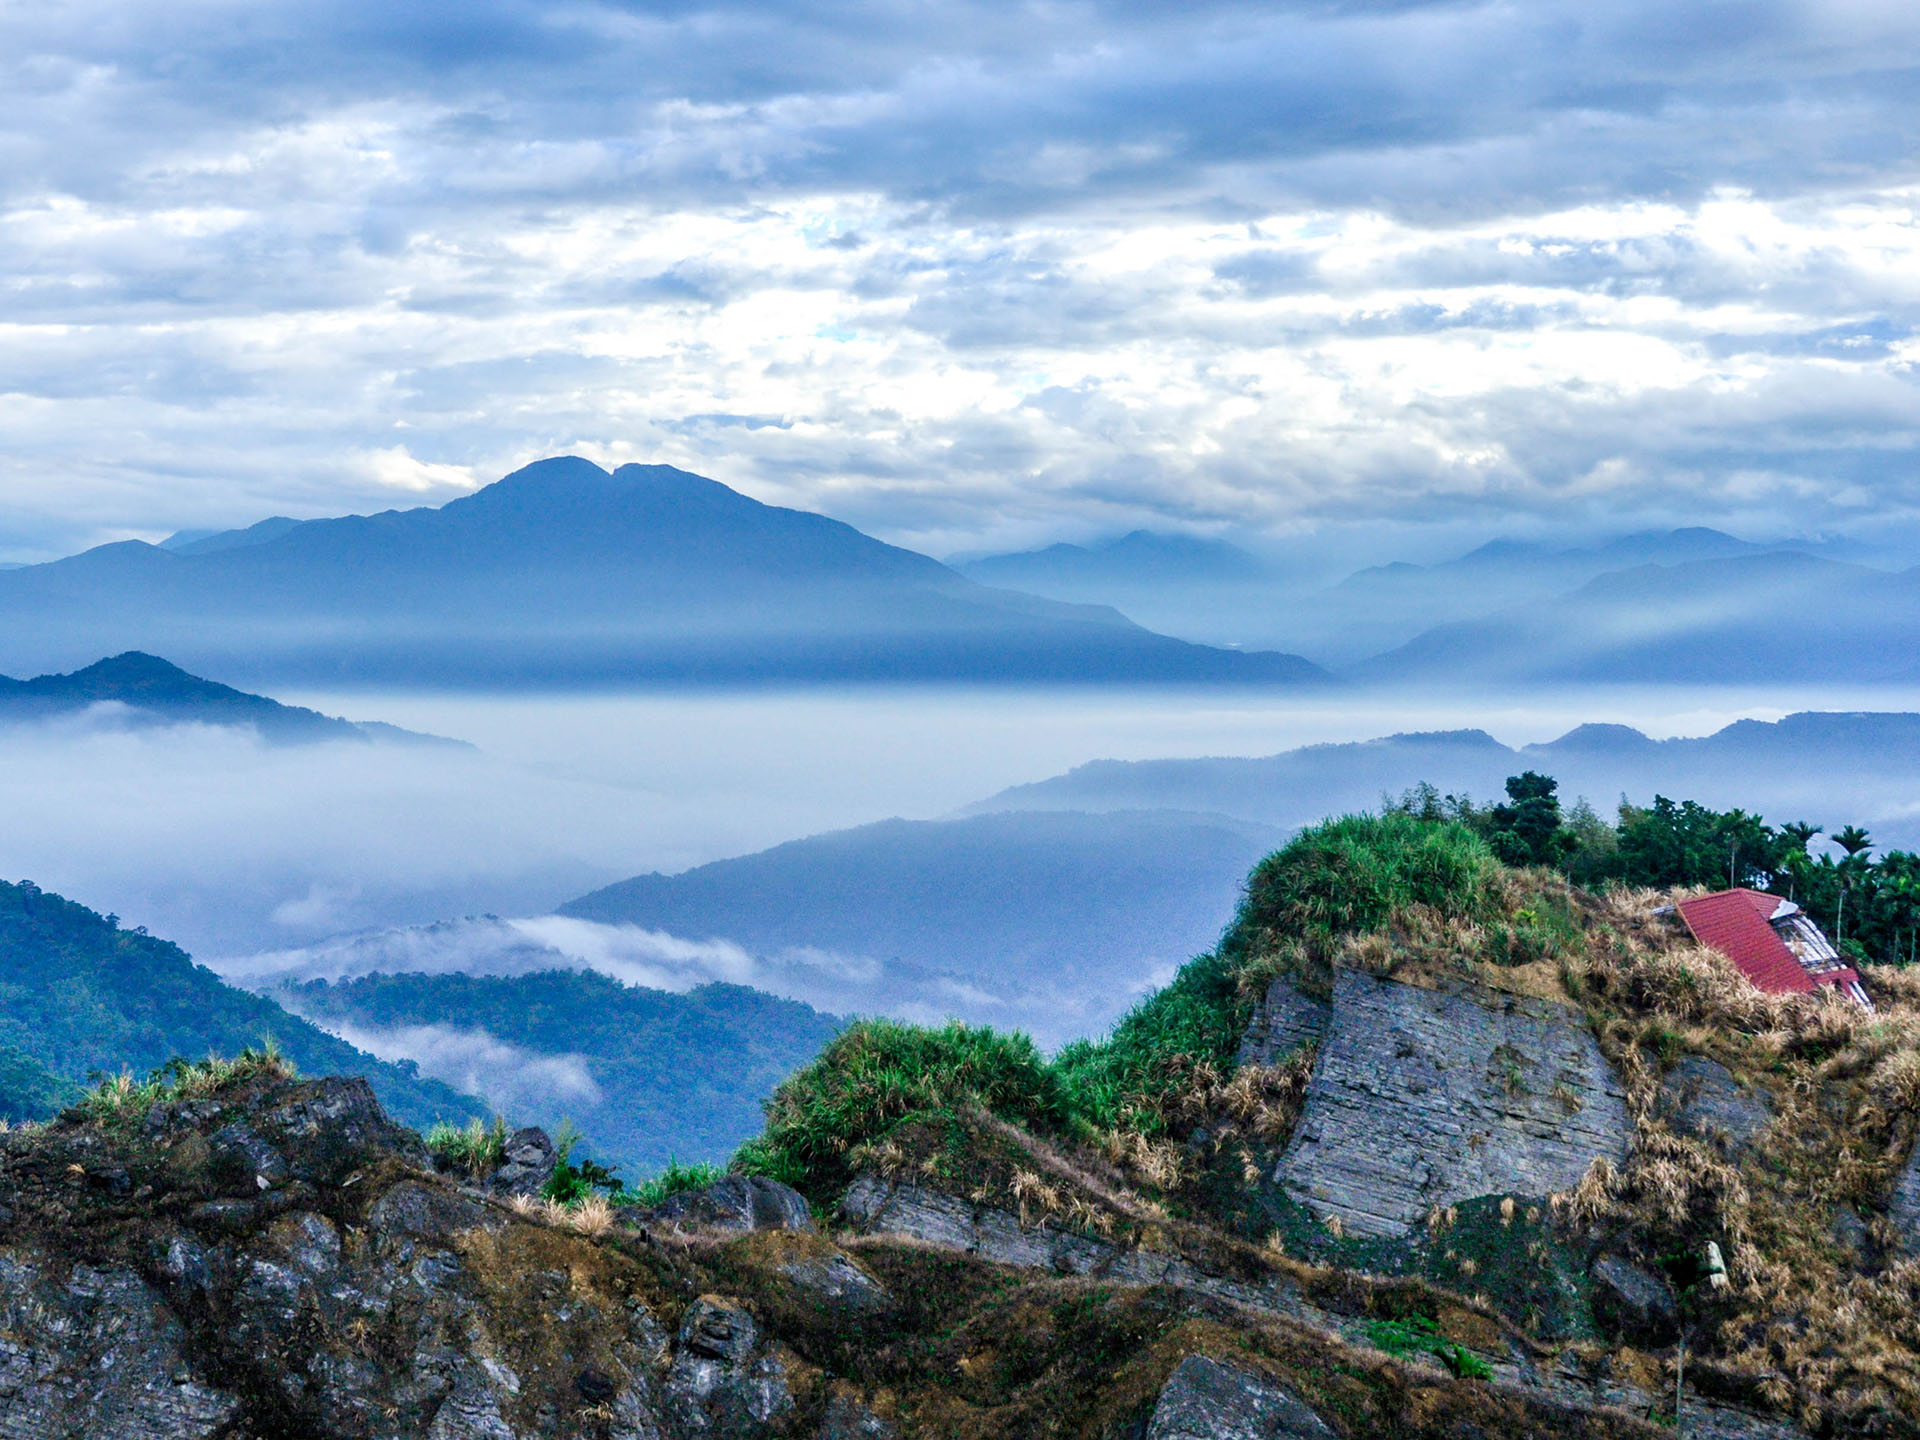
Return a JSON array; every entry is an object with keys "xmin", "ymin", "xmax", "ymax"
[{"xmin": 7, "ymin": 679, "xmax": 1920, "ymax": 1036}]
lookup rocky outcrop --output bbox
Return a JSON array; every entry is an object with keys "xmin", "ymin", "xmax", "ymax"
[
  {"xmin": 0, "ymin": 1065, "xmax": 1815, "ymax": 1439},
  {"xmin": 0, "ymin": 1077, "xmax": 698, "ymax": 1439},
  {"xmin": 840, "ymin": 1176, "xmax": 1801, "ymax": 1439},
  {"xmin": 0, "ymin": 1250, "xmax": 239, "ymax": 1439},
  {"xmin": 1658, "ymin": 1058, "xmax": 1772, "ymax": 1155},
  {"xmin": 1275, "ymin": 969, "xmax": 1632, "ymax": 1238},
  {"xmin": 838, "ymin": 1176, "xmax": 1226, "ymax": 1292},
  {"xmin": 664, "ymin": 1295, "xmax": 798, "ymax": 1438},
  {"xmin": 1144, "ymin": 1355, "xmax": 1336, "ymax": 1440},
  {"xmin": 1236, "ymin": 974, "xmax": 1330, "ymax": 1066},
  {"xmin": 1588, "ymin": 1256, "xmax": 1678, "ymax": 1345},
  {"xmin": 488, "ymin": 1126, "xmax": 558, "ymax": 1197},
  {"xmin": 641, "ymin": 1176, "xmax": 816, "ymax": 1237}
]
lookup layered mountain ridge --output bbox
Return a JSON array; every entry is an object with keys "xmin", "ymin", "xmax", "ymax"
[{"xmin": 0, "ymin": 457, "xmax": 1329, "ymax": 688}]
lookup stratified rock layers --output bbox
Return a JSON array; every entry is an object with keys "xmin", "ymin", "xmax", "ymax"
[{"xmin": 1274, "ymin": 970, "xmax": 1631, "ymax": 1238}]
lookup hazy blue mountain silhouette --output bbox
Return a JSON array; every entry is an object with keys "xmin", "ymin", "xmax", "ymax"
[
  {"xmin": 0, "ymin": 458, "xmax": 1329, "ymax": 687},
  {"xmin": 968, "ymin": 712, "xmax": 1920, "ymax": 845},
  {"xmin": 562, "ymin": 807, "xmax": 1282, "ymax": 1045},
  {"xmin": 1283, "ymin": 528, "xmax": 1808, "ymax": 662},
  {"xmin": 0, "ymin": 651, "xmax": 457, "ymax": 745},
  {"xmin": 160, "ymin": 516, "xmax": 303, "ymax": 555},
  {"xmin": 1357, "ymin": 551, "xmax": 1920, "ymax": 684},
  {"xmin": 960, "ymin": 530, "xmax": 1270, "ymax": 587}
]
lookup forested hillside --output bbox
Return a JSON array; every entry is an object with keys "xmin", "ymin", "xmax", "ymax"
[
  {"xmin": 0, "ymin": 878, "xmax": 485, "ymax": 1130},
  {"xmin": 285, "ymin": 968, "xmax": 843, "ymax": 1173}
]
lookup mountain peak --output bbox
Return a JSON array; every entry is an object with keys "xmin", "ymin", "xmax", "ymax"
[{"xmin": 1527, "ymin": 722, "xmax": 1658, "ymax": 754}]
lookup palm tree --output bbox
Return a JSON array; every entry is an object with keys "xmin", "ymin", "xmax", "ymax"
[
  {"xmin": 1772, "ymin": 823, "xmax": 1821, "ymax": 900},
  {"xmin": 1834, "ymin": 825, "xmax": 1873, "ymax": 859},
  {"xmin": 1831, "ymin": 828, "xmax": 1873, "ymax": 944}
]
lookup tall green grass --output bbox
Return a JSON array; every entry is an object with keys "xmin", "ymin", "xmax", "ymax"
[
  {"xmin": 734, "ymin": 1019, "xmax": 1063, "ymax": 1194},
  {"xmin": 78, "ymin": 1042, "xmax": 294, "ymax": 1128},
  {"xmin": 735, "ymin": 814, "xmax": 1508, "ymax": 1198},
  {"xmin": 1051, "ymin": 949, "xmax": 1244, "ymax": 1134},
  {"xmin": 1225, "ymin": 812, "xmax": 1502, "ymax": 959}
]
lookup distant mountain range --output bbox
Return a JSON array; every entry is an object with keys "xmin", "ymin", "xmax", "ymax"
[
  {"xmin": 0, "ymin": 458, "xmax": 1328, "ymax": 688},
  {"xmin": 959, "ymin": 530, "xmax": 1270, "ymax": 588},
  {"xmin": 0, "ymin": 877, "xmax": 485, "ymax": 1131},
  {"xmin": 0, "ymin": 651, "xmax": 459, "ymax": 745},
  {"xmin": 283, "ymin": 970, "xmax": 841, "ymax": 1175},
  {"xmin": 970, "ymin": 711, "xmax": 1920, "ymax": 846},
  {"xmin": 1358, "ymin": 551, "xmax": 1920, "ymax": 685},
  {"xmin": 560, "ymin": 808, "xmax": 1281, "ymax": 1045},
  {"xmin": 956, "ymin": 524, "xmax": 1896, "ymax": 683}
]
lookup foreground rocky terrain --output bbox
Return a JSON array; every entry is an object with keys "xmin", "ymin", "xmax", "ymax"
[
  {"xmin": 5, "ymin": 811, "xmax": 1920, "ymax": 1437},
  {"xmin": 0, "ymin": 1059, "xmax": 1776, "ymax": 1440}
]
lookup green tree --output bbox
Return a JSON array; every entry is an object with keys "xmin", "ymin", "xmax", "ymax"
[{"xmin": 1486, "ymin": 771, "xmax": 1571, "ymax": 868}]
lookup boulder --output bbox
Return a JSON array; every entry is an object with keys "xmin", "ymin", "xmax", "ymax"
[
  {"xmin": 665, "ymin": 1295, "xmax": 797, "ymax": 1437},
  {"xmin": 1588, "ymin": 1256, "xmax": 1678, "ymax": 1345},
  {"xmin": 256, "ymin": 1075, "xmax": 430, "ymax": 1182},
  {"xmin": 644, "ymin": 1175, "xmax": 816, "ymax": 1236},
  {"xmin": 772, "ymin": 1240, "xmax": 892, "ymax": 1319},
  {"xmin": 1145, "ymin": 1355, "xmax": 1337, "ymax": 1440},
  {"xmin": 487, "ymin": 1126, "xmax": 557, "ymax": 1197},
  {"xmin": 1659, "ymin": 1058, "xmax": 1772, "ymax": 1155}
]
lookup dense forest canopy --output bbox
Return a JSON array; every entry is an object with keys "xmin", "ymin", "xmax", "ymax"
[
  {"xmin": 0, "ymin": 878, "xmax": 485, "ymax": 1128},
  {"xmin": 1388, "ymin": 773, "xmax": 1920, "ymax": 965}
]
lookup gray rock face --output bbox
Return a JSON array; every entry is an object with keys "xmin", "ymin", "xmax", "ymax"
[
  {"xmin": 644, "ymin": 1176, "xmax": 816, "ymax": 1236},
  {"xmin": 1588, "ymin": 1256, "xmax": 1678, "ymax": 1345},
  {"xmin": 774, "ymin": 1246, "xmax": 891, "ymax": 1320},
  {"xmin": 1236, "ymin": 974, "xmax": 1331, "ymax": 1066},
  {"xmin": 144, "ymin": 1075, "xmax": 427, "ymax": 1189},
  {"xmin": 486, "ymin": 1126, "xmax": 556, "ymax": 1197},
  {"xmin": 1890, "ymin": 1138, "xmax": 1920, "ymax": 1255},
  {"xmin": 1274, "ymin": 969, "xmax": 1632, "ymax": 1238},
  {"xmin": 1145, "ymin": 1355, "xmax": 1337, "ymax": 1440},
  {"xmin": 840, "ymin": 1177, "xmax": 1290, "ymax": 1306},
  {"xmin": 1660, "ymin": 1057, "xmax": 1772, "ymax": 1155},
  {"xmin": 666, "ymin": 1296, "xmax": 796, "ymax": 1438},
  {"xmin": 0, "ymin": 1251, "xmax": 239, "ymax": 1439}
]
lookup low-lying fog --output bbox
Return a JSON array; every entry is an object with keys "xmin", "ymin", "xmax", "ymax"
[{"xmin": 7, "ymin": 681, "xmax": 1920, "ymax": 1024}]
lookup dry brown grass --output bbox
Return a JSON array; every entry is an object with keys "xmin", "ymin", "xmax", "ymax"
[{"xmin": 1537, "ymin": 886, "xmax": 1920, "ymax": 1430}]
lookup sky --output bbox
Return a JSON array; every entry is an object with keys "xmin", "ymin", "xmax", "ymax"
[{"xmin": 3, "ymin": 0, "xmax": 1918, "ymax": 563}]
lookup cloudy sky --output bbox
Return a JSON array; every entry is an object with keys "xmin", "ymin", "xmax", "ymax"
[{"xmin": 3, "ymin": 0, "xmax": 1917, "ymax": 562}]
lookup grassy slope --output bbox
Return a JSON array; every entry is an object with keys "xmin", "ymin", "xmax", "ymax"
[
  {"xmin": 733, "ymin": 813, "xmax": 1920, "ymax": 1434},
  {"xmin": 0, "ymin": 878, "xmax": 486, "ymax": 1131}
]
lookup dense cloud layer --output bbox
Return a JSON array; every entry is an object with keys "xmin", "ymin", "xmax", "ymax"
[{"xmin": 2, "ymin": 0, "xmax": 1917, "ymax": 557}]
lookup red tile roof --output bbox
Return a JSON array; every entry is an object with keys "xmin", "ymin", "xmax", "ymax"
[{"xmin": 1676, "ymin": 888, "xmax": 1816, "ymax": 995}]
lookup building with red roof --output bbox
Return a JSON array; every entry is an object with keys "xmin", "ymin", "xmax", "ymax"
[{"xmin": 1675, "ymin": 888, "xmax": 1871, "ymax": 1010}]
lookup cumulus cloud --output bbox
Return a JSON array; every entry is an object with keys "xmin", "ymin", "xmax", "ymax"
[{"xmin": 0, "ymin": 1, "xmax": 1917, "ymax": 556}]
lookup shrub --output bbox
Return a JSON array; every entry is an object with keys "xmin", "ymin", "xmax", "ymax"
[
  {"xmin": 1052, "ymin": 950, "xmax": 1246, "ymax": 1135},
  {"xmin": 734, "ymin": 1018, "xmax": 1064, "ymax": 1197},
  {"xmin": 425, "ymin": 1114, "xmax": 508, "ymax": 1178},
  {"xmin": 616, "ymin": 1157, "xmax": 725, "ymax": 1209},
  {"xmin": 542, "ymin": 1119, "xmax": 624, "ymax": 1205},
  {"xmin": 1228, "ymin": 813, "xmax": 1503, "ymax": 961},
  {"xmin": 1362, "ymin": 1315, "xmax": 1493, "ymax": 1380}
]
